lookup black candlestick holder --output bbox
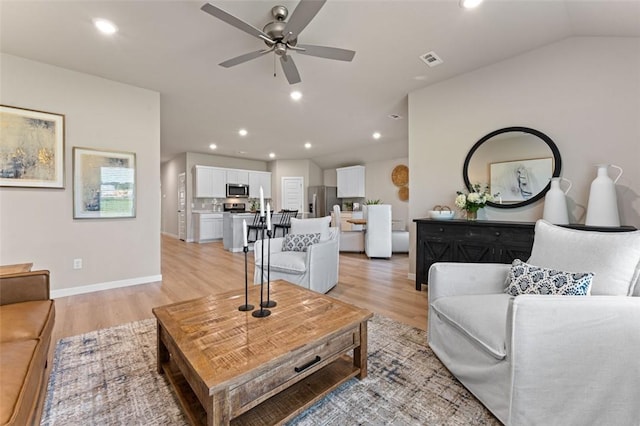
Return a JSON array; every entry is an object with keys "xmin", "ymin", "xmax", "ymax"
[
  {"xmin": 238, "ymin": 246, "xmax": 254, "ymax": 312},
  {"xmin": 261, "ymin": 228, "xmax": 277, "ymax": 308},
  {"xmin": 252, "ymin": 216, "xmax": 271, "ymax": 318}
]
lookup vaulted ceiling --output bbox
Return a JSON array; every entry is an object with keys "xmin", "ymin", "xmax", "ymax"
[{"xmin": 1, "ymin": 1, "xmax": 639, "ymax": 168}]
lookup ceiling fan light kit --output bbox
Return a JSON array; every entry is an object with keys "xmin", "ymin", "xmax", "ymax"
[{"xmin": 201, "ymin": 0, "xmax": 356, "ymax": 85}]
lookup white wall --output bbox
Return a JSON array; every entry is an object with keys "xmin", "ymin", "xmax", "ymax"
[
  {"xmin": 408, "ymin": 37, "xmax": 640, "ymax": 273},
  {"xmin": 0, "ymin": 54, "xmax": 161, "ymax": 295}
]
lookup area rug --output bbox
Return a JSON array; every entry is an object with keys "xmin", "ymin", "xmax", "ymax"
[{"xmin": 41, "ymin": 315, "xmax": 500, "ymax": 425}]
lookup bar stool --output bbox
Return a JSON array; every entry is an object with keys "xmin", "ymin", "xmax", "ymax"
[{"xmin": 273, "ymin": 209, "xmax": 298, "ymax": 237}]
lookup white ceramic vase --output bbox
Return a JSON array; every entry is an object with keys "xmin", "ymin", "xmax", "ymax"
[
  {"xmin": 585, "ymin": 164, "xmax": 623, "ymax": 227},
  {"xmin": 542, "ymin": 177, "xmax": 571, "ymax": 225}
]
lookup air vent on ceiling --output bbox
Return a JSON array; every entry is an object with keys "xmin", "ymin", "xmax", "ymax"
[{"xmin": 419, "ymin": 51, "xmax": 443, "ymax": 68}]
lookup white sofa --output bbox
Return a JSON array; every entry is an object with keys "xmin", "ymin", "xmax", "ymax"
[
  {"xmin": 254, "ymin": 216, "xmax": 339, "ymax": 294},
  {"xmin": 428, "ymin": 220, "xmax": 640, "ymax": 425}
]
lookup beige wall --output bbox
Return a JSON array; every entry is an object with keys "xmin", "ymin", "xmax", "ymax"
[
  {"xmin": 160, "ymin": 153, "xmax": 186, "ymax": 237},
  {"xmin": 269, "ymin": 159, "xmax": 321, "ymax": 212},
  {"xmin": 323, "ymin": 157, "xmax": 409, "ymax": 226},
  {"xmin": 0, "ymin": 54, "xmax": 161, "ymax": 295},
  {"xmin": 408, "ymin": 37, "xmax": 640, "ymax": 274},
  {"xmin": 365, "ymin": 157, "xmax": 409, "ymax": 228},
  {"xmin": 179, "ymin": 152, "xmax": 268, "ymax": 241}
]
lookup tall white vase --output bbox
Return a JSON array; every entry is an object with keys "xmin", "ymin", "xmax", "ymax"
[
  {"xmin": 585, "ymin": 164, "xmax": 623, "ymax": 227},
  {"xmin": 543, "ymin": 177, "xmax": 571, "ymax": 225}
]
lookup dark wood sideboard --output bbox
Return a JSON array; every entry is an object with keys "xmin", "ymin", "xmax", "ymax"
[{"xmin": 413, "ymin": 218, "xmax": 636, "ymax": 291}]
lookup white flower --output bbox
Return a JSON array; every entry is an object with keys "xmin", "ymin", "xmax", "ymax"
[
  {"xmin": 455, "ymin": 194, "xmax": 467, "ymax": 208},
  {"xmin": 467, "ymin": 193, "xmax": 481, "ymax": 203}
]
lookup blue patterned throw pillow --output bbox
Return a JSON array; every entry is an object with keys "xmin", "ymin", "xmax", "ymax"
[
  {"xmin": 282, "ymin": 233, "xmax": 321, "ymax": 252},
  {"xmin": 505, "ymin": 259, "xmax": 594, "ymax": 296}
]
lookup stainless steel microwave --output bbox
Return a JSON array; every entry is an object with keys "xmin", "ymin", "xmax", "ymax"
[{"xmin": 226, "ymin": 183, "xmax": 249, "ymax": 198}]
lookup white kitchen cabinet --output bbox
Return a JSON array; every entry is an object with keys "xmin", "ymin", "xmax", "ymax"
[
  {"xmin": 249, "ymin": 171, "xmax": 272, "ymax": 199},
  {"xmin": 194, "ymin": 213, "xmax": 223, "ymax": 242},
  {"xmin": 226, "ymin": 170, "xmax": 249, "ymax": 185},
  {"xmin": 336, "ymin": 165, "xmax": 365, "ymax": 198},
  {"xmin": 194, "ymin": 166, "xmax": 226, "ymax": 198}
]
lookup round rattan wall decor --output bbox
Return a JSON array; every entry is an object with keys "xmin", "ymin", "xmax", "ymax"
[
  {"xmin": 398, "ymin": 186, "xmax": 409, "ymax": 202},
  {"xmin": 391, "ymin": 165, "xmax": 408, "ymax": 187}
]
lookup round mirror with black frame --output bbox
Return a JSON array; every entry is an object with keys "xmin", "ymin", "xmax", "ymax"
[{"xmin": 463, "ymin": 126, "xmax": 561, "ymax": 209}]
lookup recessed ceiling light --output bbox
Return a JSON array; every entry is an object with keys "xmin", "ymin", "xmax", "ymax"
[
  {"xmin": 209, "ymin": 143, "xmax": 217, "ymax": 150},
  {"xmin": 460, "ymin": 0, "xmax": 483, "ymax": 9},
  {"xmin": 304, "ymin": 142, "xmax": 312, "ymax": 149},
  {"xmin": 93, "ymin": 18, "xmax": 118, "ymax": 35},
  {"xmin": 269, "ymin": 152, "xmax": 276, "ymax": 159},
  {"xmin": 290, "ymin": 91, "xmax": 302, "ymax": 101},
  {"xmin": 238, "ymin": 129, "xmax": 248, "ymax": 136},
  {"xmin": 372, "ymin": 132, "xmax": 381, "ymax": 140}
]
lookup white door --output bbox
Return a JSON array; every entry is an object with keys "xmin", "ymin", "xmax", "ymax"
[
  {"xmin": 281, "ymin": 177, "xmax": 304, "ymax": 213},
  {"xmin": 178, "ymin": 173, "xmax": 186, "ymax": 241}
]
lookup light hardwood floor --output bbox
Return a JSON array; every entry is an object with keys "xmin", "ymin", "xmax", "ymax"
[{"xmin": 51, "ymin": 234, "xmax": 428, "ymax": 345}]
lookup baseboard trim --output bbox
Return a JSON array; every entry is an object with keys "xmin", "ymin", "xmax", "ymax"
[
  {"xmin": 161, "ymin": 231, "xmax": 178, "ymax": 239},
  {"xmin": 51, "ymin": 274, "xmax": 162, "ymax": 299},
  {"xmin": 407, "ymin": 273, "xmax": 416, "ymax": 280}
]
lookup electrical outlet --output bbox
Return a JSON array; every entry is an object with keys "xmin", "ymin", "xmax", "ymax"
[{"xmin": 73, "ymin": 258, "xmax": 83, "ymax": 270}]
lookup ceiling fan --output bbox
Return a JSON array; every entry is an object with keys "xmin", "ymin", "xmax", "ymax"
[{"xmin": 201, "ymin": 0, "xmax": 356, "ymax": 85}]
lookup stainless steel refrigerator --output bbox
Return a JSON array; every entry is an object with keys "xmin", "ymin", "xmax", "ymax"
[{"xmin": 308, "ymin": 186, "xmax": 338, "ymax": 218}]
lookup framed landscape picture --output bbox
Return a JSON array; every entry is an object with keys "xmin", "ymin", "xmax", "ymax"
[
  {"xmin": 0, "ymin": 105, "xmax": 65, "ymax": 188},
  {"xmin": 73, "ymin": 147, "xmax": 136, "ymax": 219},
  {"xmin": 490, "ymin": 157, "xmax": 553, "ymax": 202}
]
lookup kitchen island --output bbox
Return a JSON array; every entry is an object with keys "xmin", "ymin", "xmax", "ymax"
[{"xmin": 222, "ymin": 211, "xmax": 305, "ymax": 252}]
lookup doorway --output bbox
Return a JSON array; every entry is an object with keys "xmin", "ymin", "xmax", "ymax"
[
  {"xmin": 281, "ymin": 176, "xmax": 304, "ymax": 213},
  {"xmin": 178, "ymin": 172, "xmax": 186, "ymax": 241}
]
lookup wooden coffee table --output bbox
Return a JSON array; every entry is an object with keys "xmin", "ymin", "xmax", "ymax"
[{"xmin": 152, "ymin": 280, "xmax": 372, "ymax": 426}]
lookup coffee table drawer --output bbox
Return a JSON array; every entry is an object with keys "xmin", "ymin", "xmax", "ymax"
[{"xmin": 230, "ymin": 326, "xmax": 359, "ymax": 415}]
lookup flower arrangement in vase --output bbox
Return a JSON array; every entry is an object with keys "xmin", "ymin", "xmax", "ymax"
[{"xmin": 455, "ymin": 184, "xmax": 497, "ymax": 220}]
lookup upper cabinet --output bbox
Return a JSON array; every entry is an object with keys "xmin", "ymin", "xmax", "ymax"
[
  {"xmin": 226, "ymin": 169, "xmax": 249, "ymax": 185},
  {"xmin": 194, "ymin": 166, "xmax": 226, "ymax": 198},
  {"xmin": 336, "ymin": 165, "xmax": 365, "ymax": 198},
  {"xmin": 194, "ymin": 165, "xmax": 270, "ymax": 199},
  {"xmin": 249, "ymin": 171, "xmax": 272, "ymax": 199}
]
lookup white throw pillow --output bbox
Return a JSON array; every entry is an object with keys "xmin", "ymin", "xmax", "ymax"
[
  {"xmin": 290, "ymin": 216, "xmax": 331, "ymax": 241},
  {"xmin": 527, "ymin": 220, "xmax": 640, "ymax": 296}
]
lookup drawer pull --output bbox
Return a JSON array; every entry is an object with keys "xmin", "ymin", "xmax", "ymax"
[{"xmin": 294, "ymin": 355, "xmax": 321, "ymax": 373}]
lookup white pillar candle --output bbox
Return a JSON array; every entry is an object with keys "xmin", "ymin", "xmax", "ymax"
[
  {"xmin": 242, "ymin": 219, "xmax": 248, "ymax": 247},
  {"xmin": 259, "ymin": 186, "xmax": 265, "ymax": 217},
  {"xmin": 266, "ymin": 202, "xmax": 271, "ymax": 231}
]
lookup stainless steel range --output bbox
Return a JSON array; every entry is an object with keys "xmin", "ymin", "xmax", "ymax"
[{"xmin": 223, "ymin": 202, "xmax": 246, "ymax": 213}]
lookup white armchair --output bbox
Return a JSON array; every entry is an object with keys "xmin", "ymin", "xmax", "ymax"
[
  {"xmin": 428, "ymin": 220, "xmax": 640, "ymax": 425},
  {"xmin": 364, "ymin": 204, "xmax": 392, "ymax": 258},
  {"xmin": 254, "ymin": 216, "xmax": 339, "ymax": 294}
]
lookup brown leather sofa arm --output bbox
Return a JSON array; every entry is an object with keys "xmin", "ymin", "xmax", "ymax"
[{"xmin": 0, "ymin": 270, "xmax": 51, "ymax": 305}]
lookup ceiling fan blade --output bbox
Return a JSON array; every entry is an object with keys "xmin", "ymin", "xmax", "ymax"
[
  {"xmin": 280, "ymin": 55, "xmax": 301, "ymax": 85},
  {"xmin": 297, "ymin": 44, "xmax": 356, "ymax": 62},
  {"xmin": 201, "ymin": 3, "xmax": 273, "ymax": 42},
  {"xmin": 219, "ymin": 49, "xmax": 272, "ymax": 68},
  {"xmin": 282, "ymin": 0, "xmax": 327, "ymax": 41}
]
